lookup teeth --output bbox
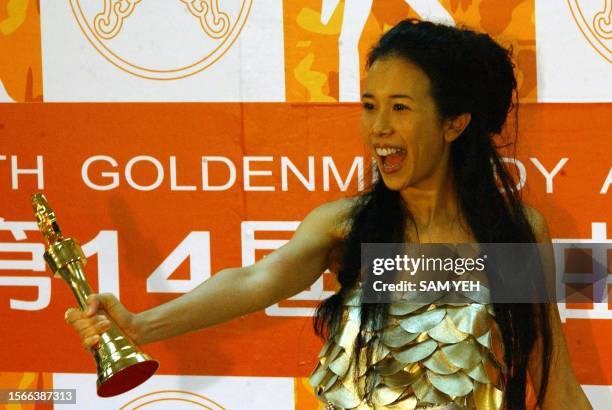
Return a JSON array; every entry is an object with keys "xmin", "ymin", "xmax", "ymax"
[{"xmin": 375, "ymin": 147, "xmax": 404, "ymax": 156}]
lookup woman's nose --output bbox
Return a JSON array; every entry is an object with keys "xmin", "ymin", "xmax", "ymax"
[{"xmin": 372, "ymin": 112, "xmax": 393, "ymax": 136}]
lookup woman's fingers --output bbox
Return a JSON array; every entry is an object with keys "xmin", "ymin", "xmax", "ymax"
[
  {"xmin": 83, "ymin": 335, "xmax": 100, "ymax": 350},
  {"xmin": 65, "ymin": 293, "xmax": 129, "ymax": 350},
  {"xmin": 86, "ymin": 294, "xmax": 101, "ymax": 316},
  {"xmin": 65, "ymin": 306, "xmax": 112, "ymax": 349},
  {"xmin": 75, "ymin": 315, "xmax": 110, "ymax": 334},
  {"xmin": 64, "ymin": 307, "xmax": 81, "ymax": 325},
  {"xmin": 65, "ymin": 309, "xmax": 106, "ymax": 330}
]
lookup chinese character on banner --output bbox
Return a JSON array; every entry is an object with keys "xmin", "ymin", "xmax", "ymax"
[
  {"xmin": 555, "ymin": 222, "xmax": 612, "ymax": 321},
  {"xmin": 242, "ymin": 221, "xmax": 335, "ymax": 317},
  {"xmin": 0, "ymin": 217, "xmax": 50, "ymax": 310}
]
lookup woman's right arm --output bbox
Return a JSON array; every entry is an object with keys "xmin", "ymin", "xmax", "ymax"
[{"xmin": 66, "ymin": 198, "xmax": 352, "ymax": 348}]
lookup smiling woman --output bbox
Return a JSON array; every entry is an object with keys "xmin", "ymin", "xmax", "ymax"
[
  {"xmin": 62, "ymin": 18, "xmax": 592, "ymax": 410},
  {"xmin": 360, "ymin": 57, "xmax": 470, "ymax": 183},
  {"xmin": 310, "ymin": 19, "xmax": 593, "ymax": 410}
]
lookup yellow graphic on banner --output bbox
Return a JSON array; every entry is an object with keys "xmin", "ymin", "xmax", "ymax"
[
  {"xmin": 568, "ymin": 0, "xmax": 612, "ymax": 62},
  {"xmin": 0, "ymin": 0, "xmax": 43, "ymax": 102},
  {"xmin": 0, "ymin": 0, "xmax": 538, "ymax": 101},
  {"xmin": 0, "ymin": 372, "xmax": 53, "ymax": 410},
  {"xmin": 284, "ymin": 0, "xmax": 537, "ymax": 103},
  {"xmin": 89, "ymin": 0, "xmax": 231, "ymax": 41},
  {"xmin": 594, "ymin": 0, "xmax": 612, "ymax": 40},
  {"xmin": 295, "ymin": 377, "xmax": 326, "ymax": 410},
  {"xmin": 93, "ymin": 0, "xmax": 142, "ymax": 40},
  {"xmin": 118, "ymin": 390, "xmax": 226, "ymax": 409},
  {"xmin": 69, "ymin": 0, "xmax": 252, "ymax": 80},
  {"xmin": 0, "ymin": 0, "xmax": 28, "ymax": 35},
  {"xmin": 181, "ymin": 0, "xmax": 231, "ymax": 39}
]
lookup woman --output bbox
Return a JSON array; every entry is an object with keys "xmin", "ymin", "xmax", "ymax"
[{"xmin": 65, "ymin": 19, "xmax": 592, "ymax": 409}]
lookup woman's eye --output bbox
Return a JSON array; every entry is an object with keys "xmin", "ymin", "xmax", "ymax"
[
  {"xmin": 362, "ymin": 102, "xmax": 374, "ymax": 110},
  {"xmin": 393, "ymin": 103, "xmax": 408, "ymax": 111}
]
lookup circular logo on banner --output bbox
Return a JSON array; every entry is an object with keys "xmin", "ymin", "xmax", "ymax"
[
  {"xmin": 119, "ymin": 390, "xmax": 225, "ymax": 409},
  {"xmin": 568, "ymin": 0, "xmax": 612, "ymax": 62},
  {"xmin": 69, "ymin": 0, "xmax": 253, "ymax": 80}
]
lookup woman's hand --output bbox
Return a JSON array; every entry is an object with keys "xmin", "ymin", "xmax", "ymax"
[{"xmin": 64, "ymin": 293, "xmax": 139, "ymax": 350}]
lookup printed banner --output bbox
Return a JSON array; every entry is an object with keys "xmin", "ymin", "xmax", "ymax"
[
  {"xmin": 0, "ymin": 0, "xmax": 610, "ymax": 408},
  {"xmin": 0, "ymin": 103, "xmax": 610, "ymax": 408}
]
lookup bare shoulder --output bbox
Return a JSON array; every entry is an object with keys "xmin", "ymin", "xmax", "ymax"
[
  {"xmin": 522, "ymin": 205, "xmax": 551, "ymax": 243},
  {"xmin": 308, "ymin": 196, "xmax": 359, "ymax": 241}
]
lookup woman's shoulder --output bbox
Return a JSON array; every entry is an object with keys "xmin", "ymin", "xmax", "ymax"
[
  {"xmin": 316, "ymin": 196, "xmax": 360, "ymax": 241},
  {"xmin": 521, "ymin": 205, "xmax": 551, "ymax": 243}
]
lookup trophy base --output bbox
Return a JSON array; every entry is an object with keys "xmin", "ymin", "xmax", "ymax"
[{"xmin": 97, "ymin": 359, "xmax": 159, "ymax": 397}]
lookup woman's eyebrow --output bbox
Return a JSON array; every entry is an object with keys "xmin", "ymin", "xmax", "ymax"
[
  {"xmin": 389, "ymin": 94, "xmax": 415, "ymax": 101},
  {"xmin": 361, "ymin": 93, "xmax": 415, "ymax": 101}
]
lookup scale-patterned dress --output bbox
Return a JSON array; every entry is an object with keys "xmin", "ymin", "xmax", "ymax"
[{"xmin": 308, "ymin": 253, "xmax": 506, "ymax": 409}]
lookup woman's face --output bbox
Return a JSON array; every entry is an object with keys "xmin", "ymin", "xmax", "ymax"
[{"xmin": 360, "ymin": 56, "xmax": 455, "ymax": 192}]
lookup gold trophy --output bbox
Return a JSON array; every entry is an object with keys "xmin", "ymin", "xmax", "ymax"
[{"xmin": 32, "ymin": 193, "xmax": 159, "ymax": 397}]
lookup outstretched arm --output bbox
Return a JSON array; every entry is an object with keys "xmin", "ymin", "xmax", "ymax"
[
  {"xmin": 67, "ymin": 198, "xmax": 354, "ymax": 348},
  {"xmin": 133, "ymin": 199, "xmax": 349, "ymax": 344}
]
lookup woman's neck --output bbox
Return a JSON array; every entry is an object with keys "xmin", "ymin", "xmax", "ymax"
[{"xmin": 399, "ymin": 161, "xmax": 460, "ymax": 231}]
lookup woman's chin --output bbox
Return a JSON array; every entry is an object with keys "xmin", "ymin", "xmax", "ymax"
[{"xmin": 380, "ymin": 176, "xmax": 408, "ymax": 191}]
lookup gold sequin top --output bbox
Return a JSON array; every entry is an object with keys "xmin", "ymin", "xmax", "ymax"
[{"xmin": 309, "ymin": 275, "xmax": 507, "ymax": 409}]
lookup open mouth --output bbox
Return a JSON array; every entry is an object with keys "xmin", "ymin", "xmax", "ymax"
[{"xmin": 375, "ymin": 147, "xmax": 407, "ymax": 173}]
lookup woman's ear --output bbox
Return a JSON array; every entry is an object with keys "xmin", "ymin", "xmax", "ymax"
[{"xmin": 443, "ymin": 112, "xmax": 472, "ymax": 143}]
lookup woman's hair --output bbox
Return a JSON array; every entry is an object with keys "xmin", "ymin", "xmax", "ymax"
[{"xmin": 314, "ymin": 18, "xmax": 552, "ymax": 409}]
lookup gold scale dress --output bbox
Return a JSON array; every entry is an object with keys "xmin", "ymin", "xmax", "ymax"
[{"xmin": 308, "ymin": 246, "xmax": 507, "ymax": 409}]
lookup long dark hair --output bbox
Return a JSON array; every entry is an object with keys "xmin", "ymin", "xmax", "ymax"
[{"xmin": 314, "ymin": 19, "xmax": 551, "ymax": 409}]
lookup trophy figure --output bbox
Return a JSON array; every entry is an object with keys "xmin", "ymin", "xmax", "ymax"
[{"xmin": 32, "ymin": 193, "xmax": 158, "ymax": 397}]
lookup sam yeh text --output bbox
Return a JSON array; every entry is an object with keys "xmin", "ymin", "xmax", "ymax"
[{"xmin": 373, "ymin": 280, "xmax": 481, "ymax": 292}]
